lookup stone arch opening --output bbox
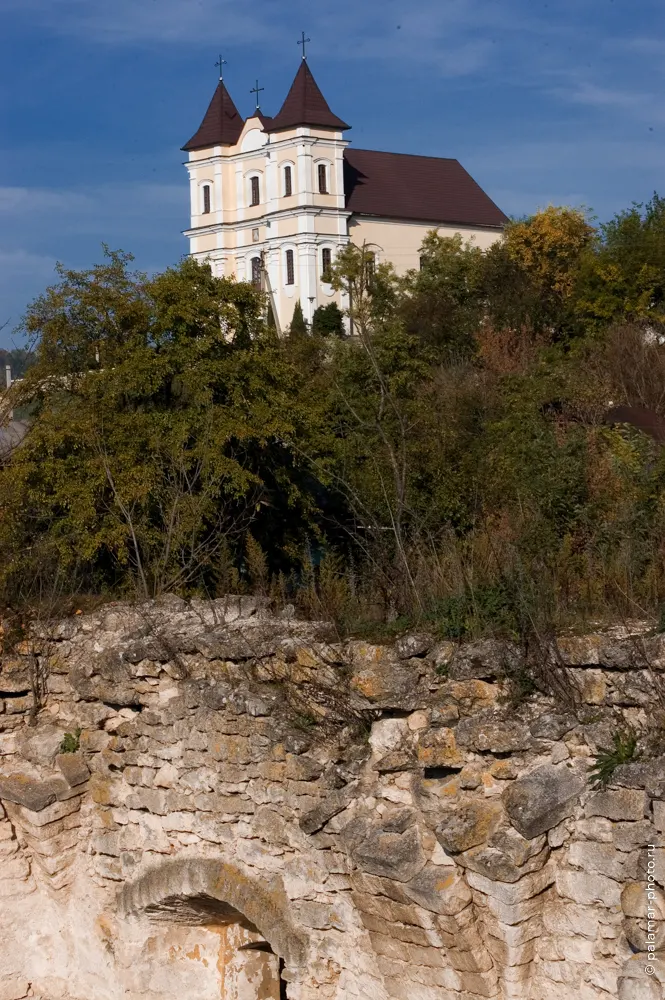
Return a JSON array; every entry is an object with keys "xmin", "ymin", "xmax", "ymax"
[{"xmin": 119, "ymin": 858, "xmax": 309, "ymax": 1000}]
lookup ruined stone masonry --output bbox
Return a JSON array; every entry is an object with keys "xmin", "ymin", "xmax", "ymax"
[{"xmin": 1, "ymin": 595, "xmax": 664, "ymax": 999}]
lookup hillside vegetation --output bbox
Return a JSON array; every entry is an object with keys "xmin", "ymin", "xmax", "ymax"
[{"xmin": 3, "ymin": 197, "xmax": 665, "ymax": 640}]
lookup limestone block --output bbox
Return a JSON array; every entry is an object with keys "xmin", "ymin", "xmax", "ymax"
[
  {"xmin": 0, "ymin": 854, "xmax": 30, "ymax": 881},
  {"xmin": 416, "ymin": 728, "xmax": 464, "ymax": 769},
  {"xmin": 124, "ymin": 788, "xmax": 168, "ymax": 815},
  {"xmin": 436, "ymin": 800, "xmax": 503, "ymax": 854},
  {"xmin": 408, "ymin": 711, "xmax": 429, "ymax": 732},
  {"xmin": 299, "ymin": 783, "xmax": 357, "ymax": 835},
  {"xmin": 23, "ymin": 825, "xmax": 79, "ymax": 858},
  {"xmin": 551, "ymin": 742, "xmax": 570, "ymax": 764},
  {"xmin": 529, "ymin": 712, "xmax": 577, "ymax": 741},
  {"xmin": 484, "ymin": 934, "xmax": 536, "ymax": 967},
  {"xmin": 430, "ymin": 703, "xmax": 460, "ymax": 726},
  {"xmin": 92, "ymin": 830, "xmax": 121, "ymax": 856},
  {"xmin": 284, "ymin": 756, "xmax": 326, "ymax": 781},
  {"xmin": 343, "ymin": 807, "xmax": 427, "ymax": 883},
  {"xmin": 613, "ymin": 758, "xmax": 665, "ymax": 800},
  {"xmin": 467, "ymin": 860, "xmax": 556, "ymax": 904},
  {"xmin": 395, "ymin": 633, "xmax": 434, "ymax": 659},
  {"xmin": 556, "ymin": 869, "xmax": 622, "ymax": 907},
  {"xmin": 502, "ymin": 763, "xmax": 585, "ymax": 839},
  {"xmin": 586, "ymin": 789, "xmax": 647, "ymax": 822},
  {"xmin": 443, "ymin": 639, "xmax": 522, "ymax": 681},
  {"xmin": 618, "ymin": 955, "xmax": 665, "ymax": 1000},
  {"xmin": 374, "ymin": 751, "xmax": 417, "ymax": 774},
  {"xmin": 16, "ymin": 724, "xmax": 65, "ymax": 765},
  {"xmin": 348, "ymin": 644, "xmax": 423, "ymax": 709},
  {"xmin": 456, "ymin": 709, "xmax": 533, "ymax": 753},
  {"xmin": 565, "ymin": 668, "xmax": 606, "ymax": 704},
  {"xmin": 369, "ymin": 718, "xmax": 409, "ymax": 755},
  {"xmin": 654, "ymin": 801, "xmax": 665, "ymax": 833},
  {"xmin": 31, "ymin": 850, "xmax": 75, "ymax": 877},
  {"xmin": 55, "ymin": 751, "xmax": 90, "ymax": 788},
  {"xmin": 586, "ymin": 965, "xmax": 620, "ymax": 995},
  {"xmin": 153, "ymin": 762, "xmax": 179, "ymax": 788},
  {"xmin": 609, "ymin": 671, "xmax": 656, "ymax": 707},
  {"xmin": 569, "ymin": 841, "xmax": 634, "ymax": 881},
  {"xmin": 615, "ymin": 821, "xmax": 660, "ymax": 852},
  {"xmin": 461, "ymin": 840, "xmax": 550, "ymax": 883},
  {"xmin": 481, "ymin": 892, "xmax": 546, "ymax": 925},
  {"xmin": 576, "ymin": 816, "xmax": 614, "ymax": 841},
  {"xmin": 178, "ymin": 767, "xmax": 216, "ymax": 793},
  {"xmin": 0, "ymin": 978, "xmax": 29, "ymax": 1000},
  {"xmin": 402, "ymin": 865, "xmax": 472, "ymax": 916},
  {"xmin": 0, "ymin": 771, "xmax": 66, "ymax": 813},
  {"xmin": 542, "ymin": 900, "xmax": 601, "ymax": 939}
]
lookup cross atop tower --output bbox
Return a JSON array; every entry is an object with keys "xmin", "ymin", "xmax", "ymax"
[
  {"xmin": 250, "ymin": 79, "xmax": 264, "ymax": 110},
  {"xmin": 215, "ymin": 54, "xmax": 227, "ymax": 81},
  {"xmin": 298, "ymin": 31, "xmax": 311, "ymax": 60}
]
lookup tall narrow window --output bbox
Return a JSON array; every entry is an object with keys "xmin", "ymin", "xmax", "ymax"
[
  {"xmin": 251, "ymin": 256, "xmax": 262, "ymax": 288},
  {"xmin": 321, "ymin": 248, "xmax": 332, "ymax": 281},
  {"xmin": 286, "ymin": 249, "xmax": 295, "ymax": 285},
  {"xmin": 250, "ymin": 176, "xmax": 260, "ymax": 206},
  {"xmin": 284, "ymin": 166, "xmax": 293, "ymax": 197},
  {"xmin": 202, "ymin": 184, "xmax": 211, "ymax": 214},
  {"xmin": 318, "ymin": 164, "xmax": 328, "ymax": 194},
  {"xmin": 366, "ymin": 252, "xmax": 376, "ymax": 286}
]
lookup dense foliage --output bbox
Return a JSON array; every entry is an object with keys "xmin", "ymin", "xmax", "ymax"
[{"xmin": 4, "ymin": 196, "xmax": 665, "ymax": 639}]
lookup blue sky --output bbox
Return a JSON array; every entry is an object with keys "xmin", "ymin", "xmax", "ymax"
[{"xmin": 0, "ymin": 0, "xmax": 664, "ymax": 347}]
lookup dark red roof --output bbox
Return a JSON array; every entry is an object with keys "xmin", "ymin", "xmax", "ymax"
[
  {"xmin": 182, "ymin": 81, "xmax": 245, "ymax": 151},
  {"xmin": 269, "ymin": 62, "xmax": 350, "ymax": 133},
  {"xmin": 344, "ymin": 148, "xmax": 508, "ymax": 228}
]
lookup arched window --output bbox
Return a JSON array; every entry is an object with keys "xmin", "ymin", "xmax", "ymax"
[
  {"xmin": 250, "ymin": 176, "xmax": 260, "ymax": 206},
  {"xmin": 318, "ymin": 164, "xmax": 328, "ymax": 194},
  {"xmin": 251, "ymin": 256, "xmax": 262, "ymax": 288},
  {"xmin": 321, "ymin": 248, "xmax": 332, "ymax": 281},
  {"xmin": 285, "ymin": 249, "xmax": 295, "ymax": 285},
  {"xmin": 284, "ymin": 166, "xmax": 293, "ymax": 197},
  {"xmin": 202, "ymin": 184, "xmax": 211, "ymax": 214}
]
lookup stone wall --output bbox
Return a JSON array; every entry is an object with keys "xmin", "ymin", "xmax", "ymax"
[{"xmin": 1, "ymin": 595, "xmax": 664, "ymax": 1000}]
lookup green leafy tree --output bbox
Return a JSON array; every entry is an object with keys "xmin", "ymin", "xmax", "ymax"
[
  {"xmin": 0, "ymin": 252, "xmax": 322, "ymax": 602},
  {"xmin": 288, "ymin": 300, "xmax": 309, "ymax": 338},
  {"xmin": 575, "ymin": 194, "xmax": 665, "ymax": 331},
  {"xmin": 312, "ymin": 302, "xmax": 345, "ymax": 337},
  {"xmin": 400, "ymin": 232, "xmax": 486, "ymax": 358}
]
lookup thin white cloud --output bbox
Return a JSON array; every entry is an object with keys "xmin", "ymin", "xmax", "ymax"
[
  {"xmin": 0, "ymin": 0, "xmax": 279, "ymax": 45},
  {"xmin": 0, "ymin": 187, "xmax": 93, "ymax": 214},
  {"xmin": 0, "ymin": 181, "xmax": 185, "ymax": 236},
  {"xmin": 0, "ymin": 248, "xmax": 57, "ymax": 275},
  {"xmin": 551, "ymin": 80, "xmax": 665, "ymax": 125}
]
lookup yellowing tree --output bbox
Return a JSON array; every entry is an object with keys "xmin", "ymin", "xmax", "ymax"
[{"xmin": 504, "ymin": 206, "xmax": 596, "ymax": 299}]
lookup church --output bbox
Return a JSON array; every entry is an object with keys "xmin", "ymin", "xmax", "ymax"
[{"xmin": 183, "ymin": 52, "xmax": 508, "ymax": 333}]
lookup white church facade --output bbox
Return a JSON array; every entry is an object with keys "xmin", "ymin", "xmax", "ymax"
[{"xmin": 183, "ymin": 58, "xmax": 507, "ymax": 332}]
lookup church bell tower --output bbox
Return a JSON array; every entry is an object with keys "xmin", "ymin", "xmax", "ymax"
[{"xmin": 182, "ymin": 50, "xmax": 351, "ymax": 332}]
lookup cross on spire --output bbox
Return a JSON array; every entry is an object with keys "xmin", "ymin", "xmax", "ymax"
[
  {"xmin": 215, "ymin": 54, "xmax": 227, "ymax": 81},
  {"xmin": 298, "ymin": 31, "xmax": 311, "ymax": 60},
  {"xmin": 250, "ymin": 79, "xmax": 264, "ymax": 110}
]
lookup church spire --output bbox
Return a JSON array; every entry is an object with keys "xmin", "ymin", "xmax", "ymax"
[
  {"xmin": 268, "ymin": 61, "xmax": 350, "ymax": 133},
  {"xmin": 182, "ymin": 77, "xmax": 245, "ymax": 151}
]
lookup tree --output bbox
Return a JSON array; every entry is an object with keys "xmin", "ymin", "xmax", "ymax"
[
  {"xmin": 400, "ymin": 232, "xmax": 485, "ymax": 358},
  {"xmin": 312, "ymin": 302, "xmax": 344, "ymax": 337},
  {"xmin": 288, "ymin": 300, "xmax": 309, "ymax": 338},
  {"xmin": 0, "ymin": 252, "xmax": 323, "ymax": 602},
  {"xmin": 575, "ymin": 194, "xmax": 665, "ymax": 331},
  {"xmin": 504, "ymin": 206, "xmax": 596, "ymax": 299}
]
